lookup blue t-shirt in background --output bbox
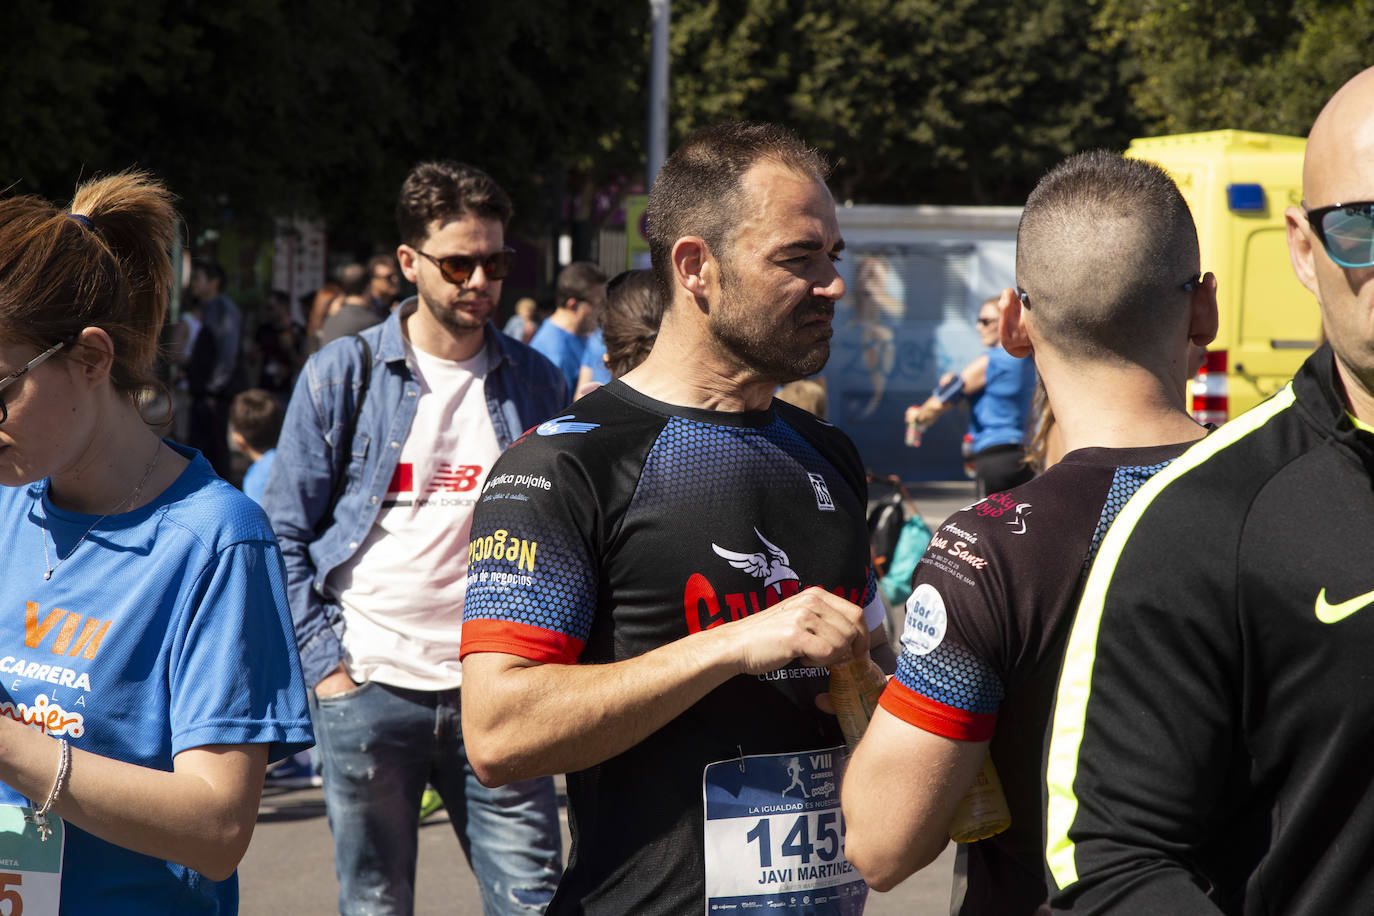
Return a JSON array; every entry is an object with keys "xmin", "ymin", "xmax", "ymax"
[
  {"xmin": 969, "ymin": 346, "xmax": 1036, "ymax": 453},
  {"xmin": 0, "ymin": 443, "xmax": 313, "ymax": 913},
  {"xmin": 241, "ymin": 448, "xmax": 276, "ymax": 505},
  {"xmin": 581, "ymin": 329, "xmax": 612, "ymax": 385},
  {"xmin": 529, "ymin": 321, "xmax": 587, "ymax": 396}
]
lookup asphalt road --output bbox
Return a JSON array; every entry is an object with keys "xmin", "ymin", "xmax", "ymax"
[
  {"xmin": 241, "ymin": 781, "xmax": 959, "ymax": 914},
  {"xmin": 238, "ymin": 481, "xmax": 978, "ymax": 914}
]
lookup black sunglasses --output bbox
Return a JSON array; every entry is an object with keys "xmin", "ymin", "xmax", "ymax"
[
  {"xmin": 1304, "ymin": 201, "xmax": 1374, "ymax": 269},
  {"xmin": 1016, "ymin": 274, "xmax": 1201, "ymax": 308},
  {"xmin": 415, "ymin": 247, "xmax": 516, "ymax": 284}
]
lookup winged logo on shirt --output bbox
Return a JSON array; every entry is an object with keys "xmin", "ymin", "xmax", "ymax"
[{"xmin": 712, "ymin": 528, "xmax": 801, "ymax": 591}]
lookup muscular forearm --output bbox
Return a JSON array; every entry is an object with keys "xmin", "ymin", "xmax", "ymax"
[
  {"xmin": 0, "ymin": 719, "xmax": 266, "ymax": 881},
  {"xmin": 463, "ymin": 586, "xmax": 871, "ymax": 786},
  {"xmin": 842, "ymin": 708, "xmax": 986, "ymax": 891},
  {"xmin": 463, "ymin": 629, "xmax": 739, "ymax": 785}
]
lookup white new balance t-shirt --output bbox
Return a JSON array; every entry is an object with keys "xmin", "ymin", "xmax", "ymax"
[{"xmin": 331, "ymin": 338, "xmax": 501, "ymax": 690}]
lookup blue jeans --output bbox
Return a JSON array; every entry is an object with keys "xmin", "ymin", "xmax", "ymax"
[{"xmin": 311, "ymin": 682, "xmax": 562, "ymax": 915}]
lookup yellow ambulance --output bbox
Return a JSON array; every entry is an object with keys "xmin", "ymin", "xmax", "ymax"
[{"xmin": 1126, "ymin": 130, "xmax": 1323, "ymax": 423}]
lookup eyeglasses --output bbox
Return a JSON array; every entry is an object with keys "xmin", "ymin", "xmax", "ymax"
[
  {"xmin": 1304, "ymin": 201, "xmax": 1374, "ymax": 269},
  {"xmin": 976, "ymin": 316, "xmax": 997, "ymax": 327},
  {"xmin": 373, "ymin": 271, "xmax": 397, "ymax": 283},
  {"xmin": 0, "ymin": 342, "xmax": 64, "ymax": 424},
  {"xmin": 1016, "ymin": 274, "xmax": 1202, "ymax": 308},
  {"xmin": 414, "ymin": 247, "xmax": 516, "ymax": 285}
]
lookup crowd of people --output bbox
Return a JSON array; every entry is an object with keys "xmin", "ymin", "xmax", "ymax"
[{"xmin": 0, "ymin": 63, "xmax": 1370, "ymax": 916}]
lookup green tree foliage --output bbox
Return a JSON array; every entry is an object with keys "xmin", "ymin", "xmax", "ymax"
[
  {"xmin": 385, "ymin": 0, "xmax": 647, "ymax": 249},
  {"xmin": 1, "ymin": 1, "xmax": 393, "ymax": 235},
  {"xmin": 4, "ymin": 0, "xmax": 1369, "ymax": 246},
  {"xmin": 1094, "ymin": 0, "xmax": 1374, "ymax": 137},
  {"xmin": 0, "ymin": 0, "xmax": 645, "ymax": 249},
  {"xmin": 668, "ymin": 0, "xmax": 1142, "ymax": 204}
]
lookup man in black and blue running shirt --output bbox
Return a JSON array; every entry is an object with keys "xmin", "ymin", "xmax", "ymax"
[
  {"xmin": 842, "ymin": 149, "xmax": 1216, "ymax": 914},
  {"xmin": 460, "ymin": 122, "xmax": 895, "ymax": 915}
]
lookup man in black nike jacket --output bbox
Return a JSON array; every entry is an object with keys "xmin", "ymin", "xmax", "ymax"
[{"xmin": 1044, "ymin": 66, "xmax": 1374, "ymax": 915}]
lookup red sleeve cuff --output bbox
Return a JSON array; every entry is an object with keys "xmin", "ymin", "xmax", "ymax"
[
  {"xmin": 459, "ymin": 619, "xmax": 584, "ymax": 665},
  {"xmin": 879, "ymin": 679, "xmax": 997, "ymax": 742}
]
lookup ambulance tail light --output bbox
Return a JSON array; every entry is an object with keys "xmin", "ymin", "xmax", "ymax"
[{"xmin": 1191, "ymin": 350, "xmax": 1229, "ymax": 425}]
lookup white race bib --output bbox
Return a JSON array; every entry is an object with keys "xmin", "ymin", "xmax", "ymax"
[
  {"xmin": 0, "ymin": 805, "xmax": 63, "ymax": 915},
  {"xmin": 703, "ymin": 746, "xmax": 867, "ymax": 914}
]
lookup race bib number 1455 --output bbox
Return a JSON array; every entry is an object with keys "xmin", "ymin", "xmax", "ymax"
[{"xmin": 703, "ymin": 746, "xmax": 867, "ymax": 915}]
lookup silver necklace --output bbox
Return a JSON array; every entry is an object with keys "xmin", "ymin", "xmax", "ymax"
[{"xmin": 40, "ymin": 442, "xmax": 162, "ymax": 581}]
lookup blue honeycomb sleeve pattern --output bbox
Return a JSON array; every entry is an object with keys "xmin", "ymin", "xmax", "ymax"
[
  {"xmin": 463, "ymin": 445, "xmax": 605, "ymax": 664},
  {"xmin": 1082, "ymin": 461, "xmax": 1172, "ymax": 572},
  {"xmin": 895, "ymin": 634, "xmax": 1005, "ymax": 715}
]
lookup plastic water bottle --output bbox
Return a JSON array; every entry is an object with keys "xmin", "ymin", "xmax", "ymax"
[
  {"xmin": 830, "ymin": 655, "xmax": 1011, "ymax": 843},
  {"xmin": 905, "ymin": 419, "xmax": 927, "ymax": 448},
  {"xmin": 947, "ymin": 753, "xmax": 1012, "ymax": 843},
  {"xmin": 828, "ymin": 657, "xmax": 889, "ymax": 750}
]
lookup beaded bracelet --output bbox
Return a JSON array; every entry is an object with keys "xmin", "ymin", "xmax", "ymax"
[{"xmin": 28, "ymin": 738, "xmax": 70, "ymax": 842}]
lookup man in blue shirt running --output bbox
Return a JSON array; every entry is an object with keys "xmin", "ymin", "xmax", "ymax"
[{"xmin": 907, "ymin": 295, "xmax": 1037, "ymax": 494}]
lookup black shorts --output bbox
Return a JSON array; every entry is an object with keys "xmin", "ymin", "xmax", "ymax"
[{"xmin": 972, "ymin": 443, "xmax": 1034, "ymax": 496}]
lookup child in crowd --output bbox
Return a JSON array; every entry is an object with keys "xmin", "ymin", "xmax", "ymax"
[
  {"xmin": 229, "ymin": 388, "xmax": 284, "ymax": 505},
  {"xmin": 230, "ymin": 388, "xmax": 321, "ymax": 789}
]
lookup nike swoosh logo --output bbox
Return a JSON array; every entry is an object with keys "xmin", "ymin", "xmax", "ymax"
[{"xmin": 1315, "ymin": 587, "xmax": 1374, "ymax": 624}]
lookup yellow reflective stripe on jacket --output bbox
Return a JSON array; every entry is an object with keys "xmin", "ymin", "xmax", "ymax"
[{"xmin": 1044, "ymin": 384, "xmax": 1298, "ymax": 889}]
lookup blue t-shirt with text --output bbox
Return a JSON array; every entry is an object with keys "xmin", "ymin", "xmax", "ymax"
[{"xmin": 0, "ymin": 444, "xmax": 312, "ymax": 912}]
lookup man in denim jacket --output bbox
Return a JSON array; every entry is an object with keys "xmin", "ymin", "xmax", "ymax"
[{"xmin": 263, "ymin": 160, "xmax": 566, "ymax": 915}]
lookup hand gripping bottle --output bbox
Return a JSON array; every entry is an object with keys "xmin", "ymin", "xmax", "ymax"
[
  {"xmin": 904, "ymin": 418, "xmax": 927, "ymax": 448},
  {"xmin": 947, "ymin": 752, "xmax": 1011, "ymax": 843},
  {"xmin": 828, "ymin": 657, "xmax": 890, "ymax": 751},
  {"xmin": 829, "ymin": 657, "xmax": 1011, "ymax": 842}
]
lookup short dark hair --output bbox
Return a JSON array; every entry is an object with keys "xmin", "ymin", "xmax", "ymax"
[
  {"xmin": 191, "ymin": 257, "xmax": 225, "ymax": 287},
  {"xmin": 645, "ymin": 121, "xmax": 828, "ymax": 303},
  {"xmin": 556, "ymin": 261, "xmax": 608, "ymax": 308},
  {"xmin": 229, "ymin": 388, "xmax": 285, "ymax": 453},
  {"xmin": 367, "ymin": 253, "xmax": 398, "ymax": 277},
  {"xmin": 395, "ymin": 161, "xmax": 512, "ymax": 249},
  {"xmin": 1016, "ymin": 150, "xmax": 1199, "ymax": 362},
  {"xmin": 602, "ymin": 269, "xmax": 666, "ymax": 377},
  {"xmin": 339, "ymin": 263, "xmax": 370, "ymax": 297}
]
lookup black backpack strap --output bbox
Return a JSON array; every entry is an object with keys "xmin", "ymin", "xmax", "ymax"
[{"xmin": 314, "ymin": 334, "xmax": 372, "ymax": 537}]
